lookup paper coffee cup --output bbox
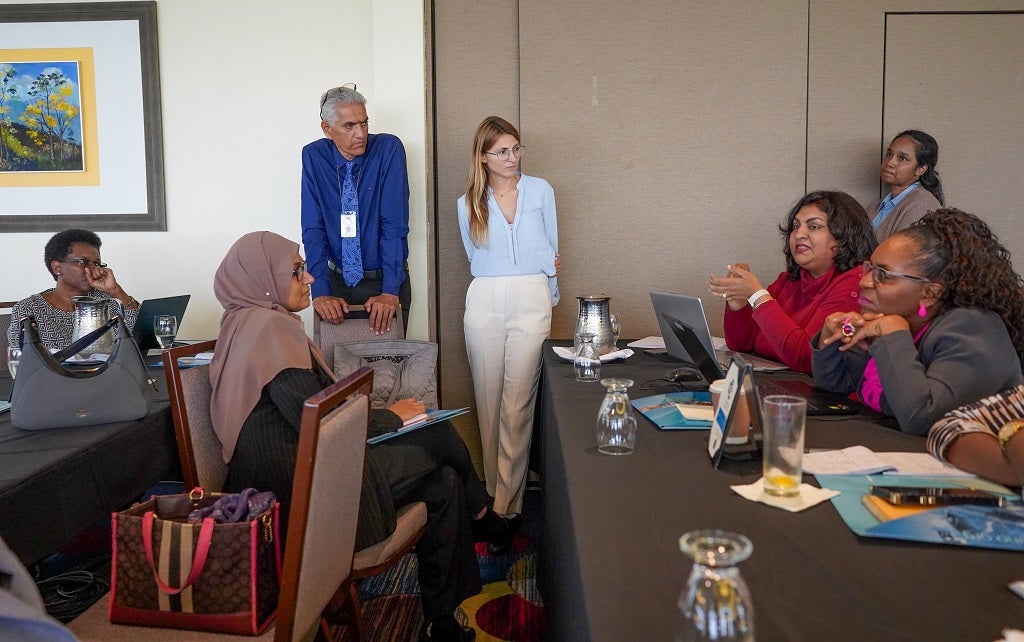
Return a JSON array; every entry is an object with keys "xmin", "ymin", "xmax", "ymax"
[{"xmin": 709, "ymin": 378, "xmax": 751, "ymax": 445}]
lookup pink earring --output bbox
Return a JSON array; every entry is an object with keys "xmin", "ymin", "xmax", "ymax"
[{"xmin": 917, "ymin": 303, "xmax": 928, "ymax": 318}]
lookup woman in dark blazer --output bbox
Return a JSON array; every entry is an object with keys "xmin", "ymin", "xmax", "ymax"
[{"xmin": 208, "ymin": 231, "xmax": 516, "ymax": 642}]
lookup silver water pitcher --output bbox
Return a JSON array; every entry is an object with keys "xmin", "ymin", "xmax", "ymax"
[
  {"xmin": 70, "ymin": 296, "xmax": 113, "ymax": 357},
  {"xmin": 574, "ymin": 295, "xmax": 616, "ymax": 356}
]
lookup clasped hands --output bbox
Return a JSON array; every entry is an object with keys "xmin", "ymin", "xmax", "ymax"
[
  {"xmin": 818, "ymin": 312, "xmax": 909, "ymax": 351},
  {"xmin": 707, "ymin": 263, "xmax": 761, "ymax": 311},
  {"xmin": 313, "ymin": 292, "xmax": 400, "ymax": 334}
]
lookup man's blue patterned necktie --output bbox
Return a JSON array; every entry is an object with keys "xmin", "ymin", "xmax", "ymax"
[{"xmin": 341, "ymin": 160, "xmax": 364, "ymax": 286}]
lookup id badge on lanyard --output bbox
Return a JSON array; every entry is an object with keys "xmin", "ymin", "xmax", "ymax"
[{"xmin": 340, "ymin": 211, "xmax": 357, "ymax": 238}]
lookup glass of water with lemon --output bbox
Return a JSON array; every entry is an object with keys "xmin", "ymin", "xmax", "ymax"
[{"xmin": 761, "ymin": 395, "xmax": 806, "ymax": 496}]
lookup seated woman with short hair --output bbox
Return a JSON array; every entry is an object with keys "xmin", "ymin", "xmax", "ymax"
[
  {"xmin": 209, "ymin": 231, "xmax": 517, "ymax": 642},
  {"xmin": 7, "ymin": 228, "xmax": 140, "ymax": 351},
  {"xmin": 813, "ymin": 209, "xmax": 1024, "ymax": 435},
  {"xmin": 707, "ymin": 190, "xmax": 876, "ymax": 374}
]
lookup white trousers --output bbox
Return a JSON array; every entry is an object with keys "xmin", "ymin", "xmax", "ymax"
[{"xmin": 464, "ymin": 274, "xmax": 552, "ymax": 514}]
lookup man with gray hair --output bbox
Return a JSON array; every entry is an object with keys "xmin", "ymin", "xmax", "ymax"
[{"xmin": 301, "ymin": 84, "xmax": 411, "ymax": 334}]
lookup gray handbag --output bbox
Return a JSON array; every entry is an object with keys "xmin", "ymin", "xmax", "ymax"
[
  {"xmin": 333, "ymin": 340, "xmax": 438, "ymax": 409},
  {"xmin": 10, "ymin": 315, "xmax": 155, "ymax": 430}
]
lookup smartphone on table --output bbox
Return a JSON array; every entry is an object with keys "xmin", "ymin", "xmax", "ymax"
[{"xmin": 869, "ymin": 485, "xmax": 1007, "ymax": 508}]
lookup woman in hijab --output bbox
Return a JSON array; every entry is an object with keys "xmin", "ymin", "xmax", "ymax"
[{"xmin": 209, "ymin": 231, "xmax": 515, "ymax": 642}]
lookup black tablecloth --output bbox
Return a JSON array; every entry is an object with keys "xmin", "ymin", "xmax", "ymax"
[
  {"xmin": 0, "ymin": 364, "xmax": 179, "ymax": 565},
  {"xmin": 537, "ymin": 341, "xmax": 1024, "ymax": 641}
]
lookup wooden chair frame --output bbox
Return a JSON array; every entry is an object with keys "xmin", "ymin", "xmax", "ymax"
[
  {"xmin": 162, "ymin": 339, "xmax": 218, "ymax": 490},
  {"xmin": 277, "ymin": 367, "xmax": 374, "ymax": 642}
]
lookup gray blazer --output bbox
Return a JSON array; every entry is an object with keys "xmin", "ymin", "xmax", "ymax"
[{"xmin": 812, "ymin": 307, "xmax": 1023, "ymax": 435}]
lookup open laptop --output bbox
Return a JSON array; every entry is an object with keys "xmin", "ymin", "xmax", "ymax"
[
  {"xmin": 131, "ymin": 295, "xmax": 191, "ymax": 351},
  {"xmin": 662, "ymin": 313, "xmax": 858, "ymax": 416},
  {"xmin": 649, "ymin": 291, "xmax": 788, "ymax": 372}
]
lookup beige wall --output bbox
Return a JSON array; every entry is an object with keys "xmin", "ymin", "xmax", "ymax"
[
  {"xmin": 431, "ymin": 2, "xmax": 1024, "ymax": 469},
  {"xmin": 0, "ymin": 0, "xmax": 431, "ymax": 341}
]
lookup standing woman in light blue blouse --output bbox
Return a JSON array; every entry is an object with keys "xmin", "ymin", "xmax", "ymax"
[{"xmin": 458, "ymin": 116, "xmax": 559, "ymax": 523}]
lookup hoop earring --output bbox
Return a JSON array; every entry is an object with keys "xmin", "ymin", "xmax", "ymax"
[{"xmin": 917, "ymin": 303, "xmax": 928, "ymax": 318}]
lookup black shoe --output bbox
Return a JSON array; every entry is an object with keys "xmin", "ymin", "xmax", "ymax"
[
  {"xmin": 485, "ymin": 513, "xmax": 521, "ymax": 556},
  {"xmin": 419, "ymin": 615, "xmax": 476, "ymax": 641},
  {"xmin": 471, "ymin": 509, "xmax": 522, "ymax": 545}
]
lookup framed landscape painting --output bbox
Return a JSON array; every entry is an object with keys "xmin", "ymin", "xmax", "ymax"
[{"xmin": 0, "ymin": 2, "xmax": 165, "ymax": 232}]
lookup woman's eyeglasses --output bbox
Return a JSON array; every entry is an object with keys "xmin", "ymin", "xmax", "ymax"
[
  {"xmin": 484, "ymin": 144, "xmax": 524, "ymax": 161},
  {"xmin": 862, "ymin": 260, "xmax": 930, "ymax": 284},
  {"xmin": 292, "ymin": 261, "xmax": 307, "ymax": 281},
  {"xmin": 63, "ymin": 258, "xmax": 107, "ymax": 269}
]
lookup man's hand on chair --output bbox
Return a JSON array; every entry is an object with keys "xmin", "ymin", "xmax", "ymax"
[
  {"xmin": 313, "ymin": 296, "xmax": 349, "ymax": 324},
  {"xmin": 365, "ymin": 293, "xmax": 399, "ymax": 335}
]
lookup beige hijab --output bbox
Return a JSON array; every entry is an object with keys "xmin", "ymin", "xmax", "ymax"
[{"xmin": 209, "ymin": 231, "xmax": 333, "ymax": 463}]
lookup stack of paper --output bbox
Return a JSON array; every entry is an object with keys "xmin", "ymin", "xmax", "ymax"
[{"xmin": 803, "ymin": 445, "xmax": 973, "ymax": 477}]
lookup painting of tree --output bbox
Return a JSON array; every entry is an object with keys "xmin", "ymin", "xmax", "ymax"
[{"xmin": 0, "ymin": 60, "xmax": 84, "ymax": 173}]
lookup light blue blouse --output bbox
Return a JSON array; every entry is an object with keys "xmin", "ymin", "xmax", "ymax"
[{"xmin": 457, "ymin": 172, "xmax": 560, "ymax": 305}]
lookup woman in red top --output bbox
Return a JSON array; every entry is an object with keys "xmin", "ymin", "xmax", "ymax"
[{"xmin": 707, "ymin": 191, "xmax": 876, "ymax": 374}]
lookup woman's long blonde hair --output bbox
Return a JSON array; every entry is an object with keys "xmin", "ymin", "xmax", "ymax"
[{"xmin": 465, "ymin": 116, "xmax": 520, "ymax": 247}]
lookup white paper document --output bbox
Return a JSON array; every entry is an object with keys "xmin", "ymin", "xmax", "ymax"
[
  {"xmin": 802, "ymin": 445, "xmax": 973, "ymax": 477},
  {"xmin": 627, "ymin": 336, "xmax": 665, "ymax": 350}
]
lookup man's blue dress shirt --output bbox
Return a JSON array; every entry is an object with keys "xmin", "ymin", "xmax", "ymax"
[{"xmin": 301, "ymin": 134, "xmax": 410, "ymax": 299}]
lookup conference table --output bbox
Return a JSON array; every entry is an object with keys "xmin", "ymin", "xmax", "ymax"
[
  {"xmin": 0, "ymin": 363, "xmax": 179, "ymax": 566},
  {"xmin": 536, "ymin": 341, "xmax": 1024, "ymax": 641}
]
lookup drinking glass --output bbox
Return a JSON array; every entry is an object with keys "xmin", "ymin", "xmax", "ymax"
[
  {"xmin": 761, "ymin": 395, "xmax": 806, "ymax": 496},
  {"xmin": 7, "ymin": 346, "xmax": 21, "ymax": 379},
  {"xmin": 574, "ymin": 333, "xmax": 600, "ymax": 382},
  {"xmin": 596, "ymin": 378, "xmax": 637, "ymax": 455},
  {"xmin": 154, "ymin": 315, "xmax": 178, "ymax": 350},
  {"xmin": 676, "ymin": 529, "xmax": 754, "ymax": 641}
]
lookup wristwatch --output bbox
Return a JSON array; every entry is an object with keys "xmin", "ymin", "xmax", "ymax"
[{"xmin": 998, "ymin": 419, "xmax": 1024, "ymax": 452}]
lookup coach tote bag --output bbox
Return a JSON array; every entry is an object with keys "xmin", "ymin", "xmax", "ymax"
[{"xmin": 10, "ymin": 315, "xmax": 154, "ymax": 430}]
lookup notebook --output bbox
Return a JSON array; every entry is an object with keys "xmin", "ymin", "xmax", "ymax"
[
  {"xmin": 131, "ymin": 295, "xmax": 191, "ymax": 351},
  {"xmin": 649, "ymin": 291, "xmax": 788, "ymax": 372},
  {"xmin": 662, "ymin": 313, "xmax": 858, "ymax": 416}
]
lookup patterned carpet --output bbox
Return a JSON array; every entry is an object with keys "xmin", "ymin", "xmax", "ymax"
[
  {"xmin": 42, "ymin": 486, "xmax": 546, "ymax": 641},
  {"xmin": 339, "ymin": 488, "xmax": 546, "ymax": 641}
]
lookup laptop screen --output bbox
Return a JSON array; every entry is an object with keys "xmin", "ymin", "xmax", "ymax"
[
  {"xmin": 650, "ymin": 291, "xmax": 719, "ymax": 366},
  {"xmin": 132, "ymin": 295, "xmax": 191, "ymax": 350},
  {"xmin": 661, "ymin": 313, "xmax": 726, "ymax": 382}
]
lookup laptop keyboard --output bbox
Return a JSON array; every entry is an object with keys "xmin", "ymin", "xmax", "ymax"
[{"xmin": 716, "ymin": 349, "xmax": 788, "ymax": 372}]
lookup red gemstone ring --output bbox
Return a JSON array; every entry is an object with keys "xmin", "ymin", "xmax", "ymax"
[{"xmin": 841, "ymin": 318, "xmax": 855, "ymax": 338}]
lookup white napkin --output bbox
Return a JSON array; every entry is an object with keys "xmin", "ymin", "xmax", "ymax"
[
  {"xmin": 730, "ymin": 479, "xmax": 839, "ymax": 512},
  {"xmin": 551, "ymin": 346, "xmax": 634, "ymax": 362},
  {"xmin": 996, "ymin": 629, "xmax": 1024, "ymax": 642}
]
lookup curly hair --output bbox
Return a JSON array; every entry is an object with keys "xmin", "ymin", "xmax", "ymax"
[
  {"xmin": 902, "ymin": 208, "xmax": 1024, "ymax": 362},
  {"xmin": 43, "ymin": 228, "xmax": 102, "ymax": 281},
  {"xmin": 779, "ymin": 190, "xmax": 877, "ymax": 279}
]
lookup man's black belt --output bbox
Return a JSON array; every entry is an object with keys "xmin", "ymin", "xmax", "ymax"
[{"xmin": 328, "ymin": 260, "xmax": 409, "ymax": 280}]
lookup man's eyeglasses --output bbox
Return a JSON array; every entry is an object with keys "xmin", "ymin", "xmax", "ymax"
[
  {"xmin": 484, "ymin": 145, "xmax": 524, "ymax": 161},
  {"xmin": 292, "ymin": 261, "xmax": 307, "ymax": 281},
  {"xmin": 320, "ymin": 83, "xmax": 357, "ymax": 112},
  {"xmin": 63, "ymin": 258, "xmax": 107, "ymax": 269},
  {"xmin": 862, "ymin": 260, "xmax": 930, "ymax": 284}
]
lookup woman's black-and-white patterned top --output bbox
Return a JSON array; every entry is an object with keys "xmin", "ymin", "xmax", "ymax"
[
  {"xmin": 927, "ymin": 384, "xmax": 1024, "ymax": 462},
  {"xmin": 6, "ymin": 289, "xmax": 140, "ymax": 352}
]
